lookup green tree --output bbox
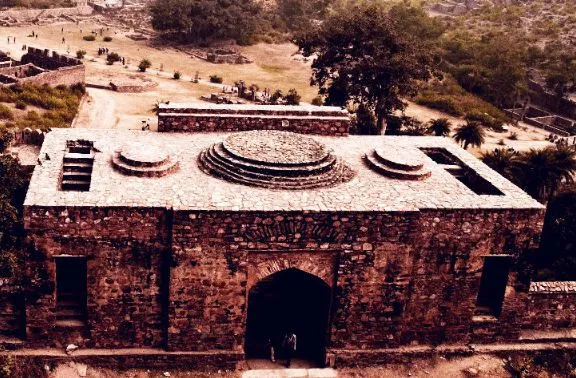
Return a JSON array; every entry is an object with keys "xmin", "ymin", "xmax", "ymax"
[
  {"xmin": 536, "ymin": 191, "xmax": 576, "ymax": 280},
  {"xmin": 355, "ymin": 103, "xmax": 377, "ymax": 135},
  {"xmin": 482, "ymin": 148, "xmax": 520, "ymax": 183},
  {"xmin": 296, "ymin": 3, "xmax": 442, "ymax": 134},
  {"xmin": 428, "ymin": 118, "xmax": 452, "ymax": 137},
  {"xmin": 138, "ymin": 59, "xmax": 152, "ymax": 72},
  {"xmin": 150, "ymin": 0, "xmax": 261, "ymax": 45},
  {"xmin": 453, "ymin": 121, "xmax": 486, "ymax": 150},
  {"xmin": 0, "ymin": 155, "xmax": 29, "ymax": 253},
  {"xmin": 106, "ymin": 52, "xmax": 121, "ymax": 65},
  {"xmin": 514, "ymin": 146, "xmax": 576, "ymax": 203},
  {"xmin": 285, "ymin": 89, "xmax": 301, "ymax": 105}
]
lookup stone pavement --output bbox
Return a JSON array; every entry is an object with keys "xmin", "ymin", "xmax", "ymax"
[
  {"xmin": 242, "ymin": 359, "xmax": 337, "ymax": 378},
  {"xmin": 242, "ymin": 368, "xmax": 338, "ymax": 378}
]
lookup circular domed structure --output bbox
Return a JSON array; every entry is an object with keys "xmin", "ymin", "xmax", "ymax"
[
  {"xmin": 112, "ymin": 143, "xmax": 179, "ymax": 177},
  {"xmin": 364, "ymin": 147, "xmax": 431, "ymax": 181},
  {"xmin": 198, "ymin": 130, "xmax": 355, "ymax": 190}
]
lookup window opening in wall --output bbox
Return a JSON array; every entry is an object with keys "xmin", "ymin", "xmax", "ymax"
[
  {"xmin": 55, "ymin": 256, "xmax": 87, "ymax": 328},
  {"xmin": 475, "ymin": 255, "xmax": 512, "ymax": 318},
  {"xmin": 420, "ymin": 148, "xmax": 504, "ymax": 196},
  {"xmin": 61, "ymin": 140, "xmax": 94, "ymax": 192}
]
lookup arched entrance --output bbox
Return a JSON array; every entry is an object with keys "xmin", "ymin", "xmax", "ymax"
[{"xmin": 245, "ymin": 268, "xmax": 331, "ymax": 366}]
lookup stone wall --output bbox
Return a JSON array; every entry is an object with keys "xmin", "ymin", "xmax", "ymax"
[
  {"xmin": 0, "ymin": 283, "xmax": 25, "ymax": 340},
  {"xmin": 24, "ymin": 206, "xmax": 170, "ymax": 348},
  {"xmin": 20, "ymin": 203, "xmax": 555, "ymax": 363},
  {"xmin": 157, "ymin": 105, "xmax": 351, "ymax": 136},
  {"xmin": 13, "ymin": 65, "xmax": 85, "ymax": 87},
  {"xmin": 0, "ymin": 48, "xmax": 85, "ymax": 87},
  {"xmin": 167, "ymin": 207, "xmax": 544, "ymax": 353},
  {"xmin": 521, "ymin": 282, "xmax": 576, "ymax": 330}
]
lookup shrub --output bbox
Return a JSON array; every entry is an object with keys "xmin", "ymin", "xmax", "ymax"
[
  {"xmin": 0, "ymin": 127, "xmax": 13, "ymax": 153},
  {"xmin": 0, "ymin": 104, "xmax": 14, "ymax": 120},
  {"xmin": 82, "ymin": 35, "xmax": 96, "ymax": 41},
  {"xmin": 311, "ymin": 96, "xmax": 324, "ymax": 106},
  {"xmin": 14, "ymin": 101, "xmax": 26, "ymax": 110},
  {"xmin": 465, "ymin": 111, "xmax": 503, "ymax": 130},
  {"xmin": 209, "ymin": 74, "xmax": 223, "ymax": 84},
  {"xmin": 509, "ymin": 131, "xmax": 519, "ymax": 140},
  {"xmin": 415, "ymin": 94, "xmax": 462, "ymax": 116},
  {"xmin": 103, "ymin": 36, "xmax": 113, "ymax": 42},
  {"xmin": 138, "ymin": 59, "xmax": 152, "ymax": 73},
  {"xmin": 173, "ymin": 71, "xmax": 182, "ymax": 80},
  {"xmin": 285, "ymin": 89, "xmax": 301, "ymax": 105},
  {"xmin": 270, "ymin": 89, "xmax": 283, "ymax": 104},
  {"xmin": 106, "ymin": 52, "xmax": 121, "ymax": 65},
  {"xmin": 76, "ymin": 50, "xmax": 86, "ymax": 59}
]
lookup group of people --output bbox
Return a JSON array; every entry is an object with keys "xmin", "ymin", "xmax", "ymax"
[{"xmin": 267, "ymin": 332, "xmax": 297, "ymax": 368}]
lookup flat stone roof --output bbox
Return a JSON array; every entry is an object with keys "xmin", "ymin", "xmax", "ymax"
[{"xmin": 24, "ymin": 129, "xmax": 544, "ymax": 212}]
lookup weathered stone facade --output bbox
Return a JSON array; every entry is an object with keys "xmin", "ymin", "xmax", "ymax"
[
  {"xmin": 0, "ymin": 47, "xmax": 85, "ymax": 88},
  {"xmin": 157, "ymin": 104, "xmax": 351, "ymax": 136},
  {"xmin": 7, "ymin": 122, "xmax": 572, "ymax": 368}
]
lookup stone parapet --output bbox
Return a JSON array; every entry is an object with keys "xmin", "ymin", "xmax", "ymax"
[
  {"xmin": 157, "ymin": 104, "xmax": 351, "ymax": 136},
  {"xmin": 530, "ymin": 281, "xmax": 576, "ymax": 293}
]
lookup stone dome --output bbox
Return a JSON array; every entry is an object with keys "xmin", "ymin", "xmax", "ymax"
[
  {"xmin": 364, "ymin": 146, "xmax": 431, "ymax": 181},
  {"xmin": 112, "ymin": 143, "xmax": 179, "ymax": 177},
  {"xmin": 198, "ymin": 130, "xmax": 355, "ymax": 189}
]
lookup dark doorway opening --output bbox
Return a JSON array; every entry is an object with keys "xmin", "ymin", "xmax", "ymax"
[
  {"xmin": 245, "ymin": 268, "xmax": 331, "ymax": 366},
  {"xmin": 475, "ymin": 255, "xmax": 512, "ymax": 317},
  {"xmin": 55, "ymin": 257, "xmax": 87, "ymax": 326}
]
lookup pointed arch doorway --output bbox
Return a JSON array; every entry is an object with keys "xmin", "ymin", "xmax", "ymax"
[{"xmin": 244, "ymin": 268, "xmax": 332, "ymax": 366}]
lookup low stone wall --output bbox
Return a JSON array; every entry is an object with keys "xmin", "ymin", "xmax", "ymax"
[
  {"xmin": 13, "ymin": 64, "xmax": 85, "ymax": 87},
  {"xmin": 8, "ymin": 128, "xmax": 46, "ymax": 146},
  {"xmin": 158, "ymin": 113, "xmax": 350, "ymax": 136},
  {"xmin": 522, "ymin": 282, "xmax": 576, "ymax": 330},
  {"xmin": 158, "ymin": 104, "xmax": 351, "ymax": 136}
]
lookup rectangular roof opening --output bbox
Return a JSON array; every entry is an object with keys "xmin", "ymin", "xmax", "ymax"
[{"xmin": 420, "ymin": 148, "xmax": 504, "ymax": 196}]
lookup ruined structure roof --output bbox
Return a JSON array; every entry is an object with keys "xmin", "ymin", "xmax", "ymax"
[{"xmin": 24, "ymin": 129, "xmax": 544, "ymax": 212}]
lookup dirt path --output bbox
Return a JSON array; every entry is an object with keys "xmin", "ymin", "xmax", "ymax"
[{"xmin": 73, "ymin": 88, "xmax": 118, "ymax": 129}]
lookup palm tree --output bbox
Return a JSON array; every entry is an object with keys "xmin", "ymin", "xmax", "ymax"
[
  {"xmin": 515, "ymin": 146, "xmax": 576, "ymax": 203},
  {"xmin": 482, "ymin": 148, "xmax": 520, "ymax": 183},
  {"xmin": 428, "ymin": 118, "xmax": 452, "ymax": 137},
  {"xmin": 453, "ymin": 121, "xmax": 485, "ymax": 150}
]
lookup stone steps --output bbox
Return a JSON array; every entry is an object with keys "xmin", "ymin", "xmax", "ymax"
[
  {"xmin": 215, "ymin": 143, "xmax": 336, "ymax": 175},
  {"xmin": 199, "ymin": 151, "xmax": 349, "ymax": 190},
  {"xmin": 207, "ymin": 144, "xmax": 336, "ymax": 179},
  {"xmin": 61, "ymin": 144, "xmax": 94, "ymax": 192}
]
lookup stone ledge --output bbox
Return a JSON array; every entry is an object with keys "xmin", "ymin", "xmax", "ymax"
[
  {"xmin": 530, "ymin": 281, "xmax": 576, "ymax": 293},
  {"xmin": 2, "ymin": 348, "xmax": 243, "ymax": 371}
]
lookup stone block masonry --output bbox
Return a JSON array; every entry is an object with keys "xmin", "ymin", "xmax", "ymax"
[
  {"xmin": 0, "ymin": 47, "xmax": 85, "ymax": 88},
  {"xmin": 157, "ymin": 104, "xmax": 351, "ymax": 136}
]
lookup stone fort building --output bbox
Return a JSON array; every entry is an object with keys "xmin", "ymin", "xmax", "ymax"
[{"xmin": 3, "ymin": 105, "xmax": 575, "ymax": 369}]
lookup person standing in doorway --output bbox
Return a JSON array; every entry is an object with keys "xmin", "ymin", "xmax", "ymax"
[
  {"xmin": 266, "ymin": 337, "xmax": 275, "ymax": 363},
  {"xmin": 283, "ymin": 332, "xmax": 297, "ymax": 368}
]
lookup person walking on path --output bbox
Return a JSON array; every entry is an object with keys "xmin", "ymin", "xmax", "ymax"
[{"xmin": 283, "ymin": 332, "xmax": 297, "ymax": 368}]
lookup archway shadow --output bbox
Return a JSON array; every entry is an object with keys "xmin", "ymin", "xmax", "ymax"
[{"xmin": 245, "ymin": 268, "xmax": 331, "ymax": 367}]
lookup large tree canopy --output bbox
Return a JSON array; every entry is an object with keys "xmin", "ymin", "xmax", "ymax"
[
  {"xmin": 150, "ymin": 0, "xmax": 262, "ymax": 44},
  {"xmin": 296, "ymin": 3, "xmax": 443, "ymax": 134}
]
